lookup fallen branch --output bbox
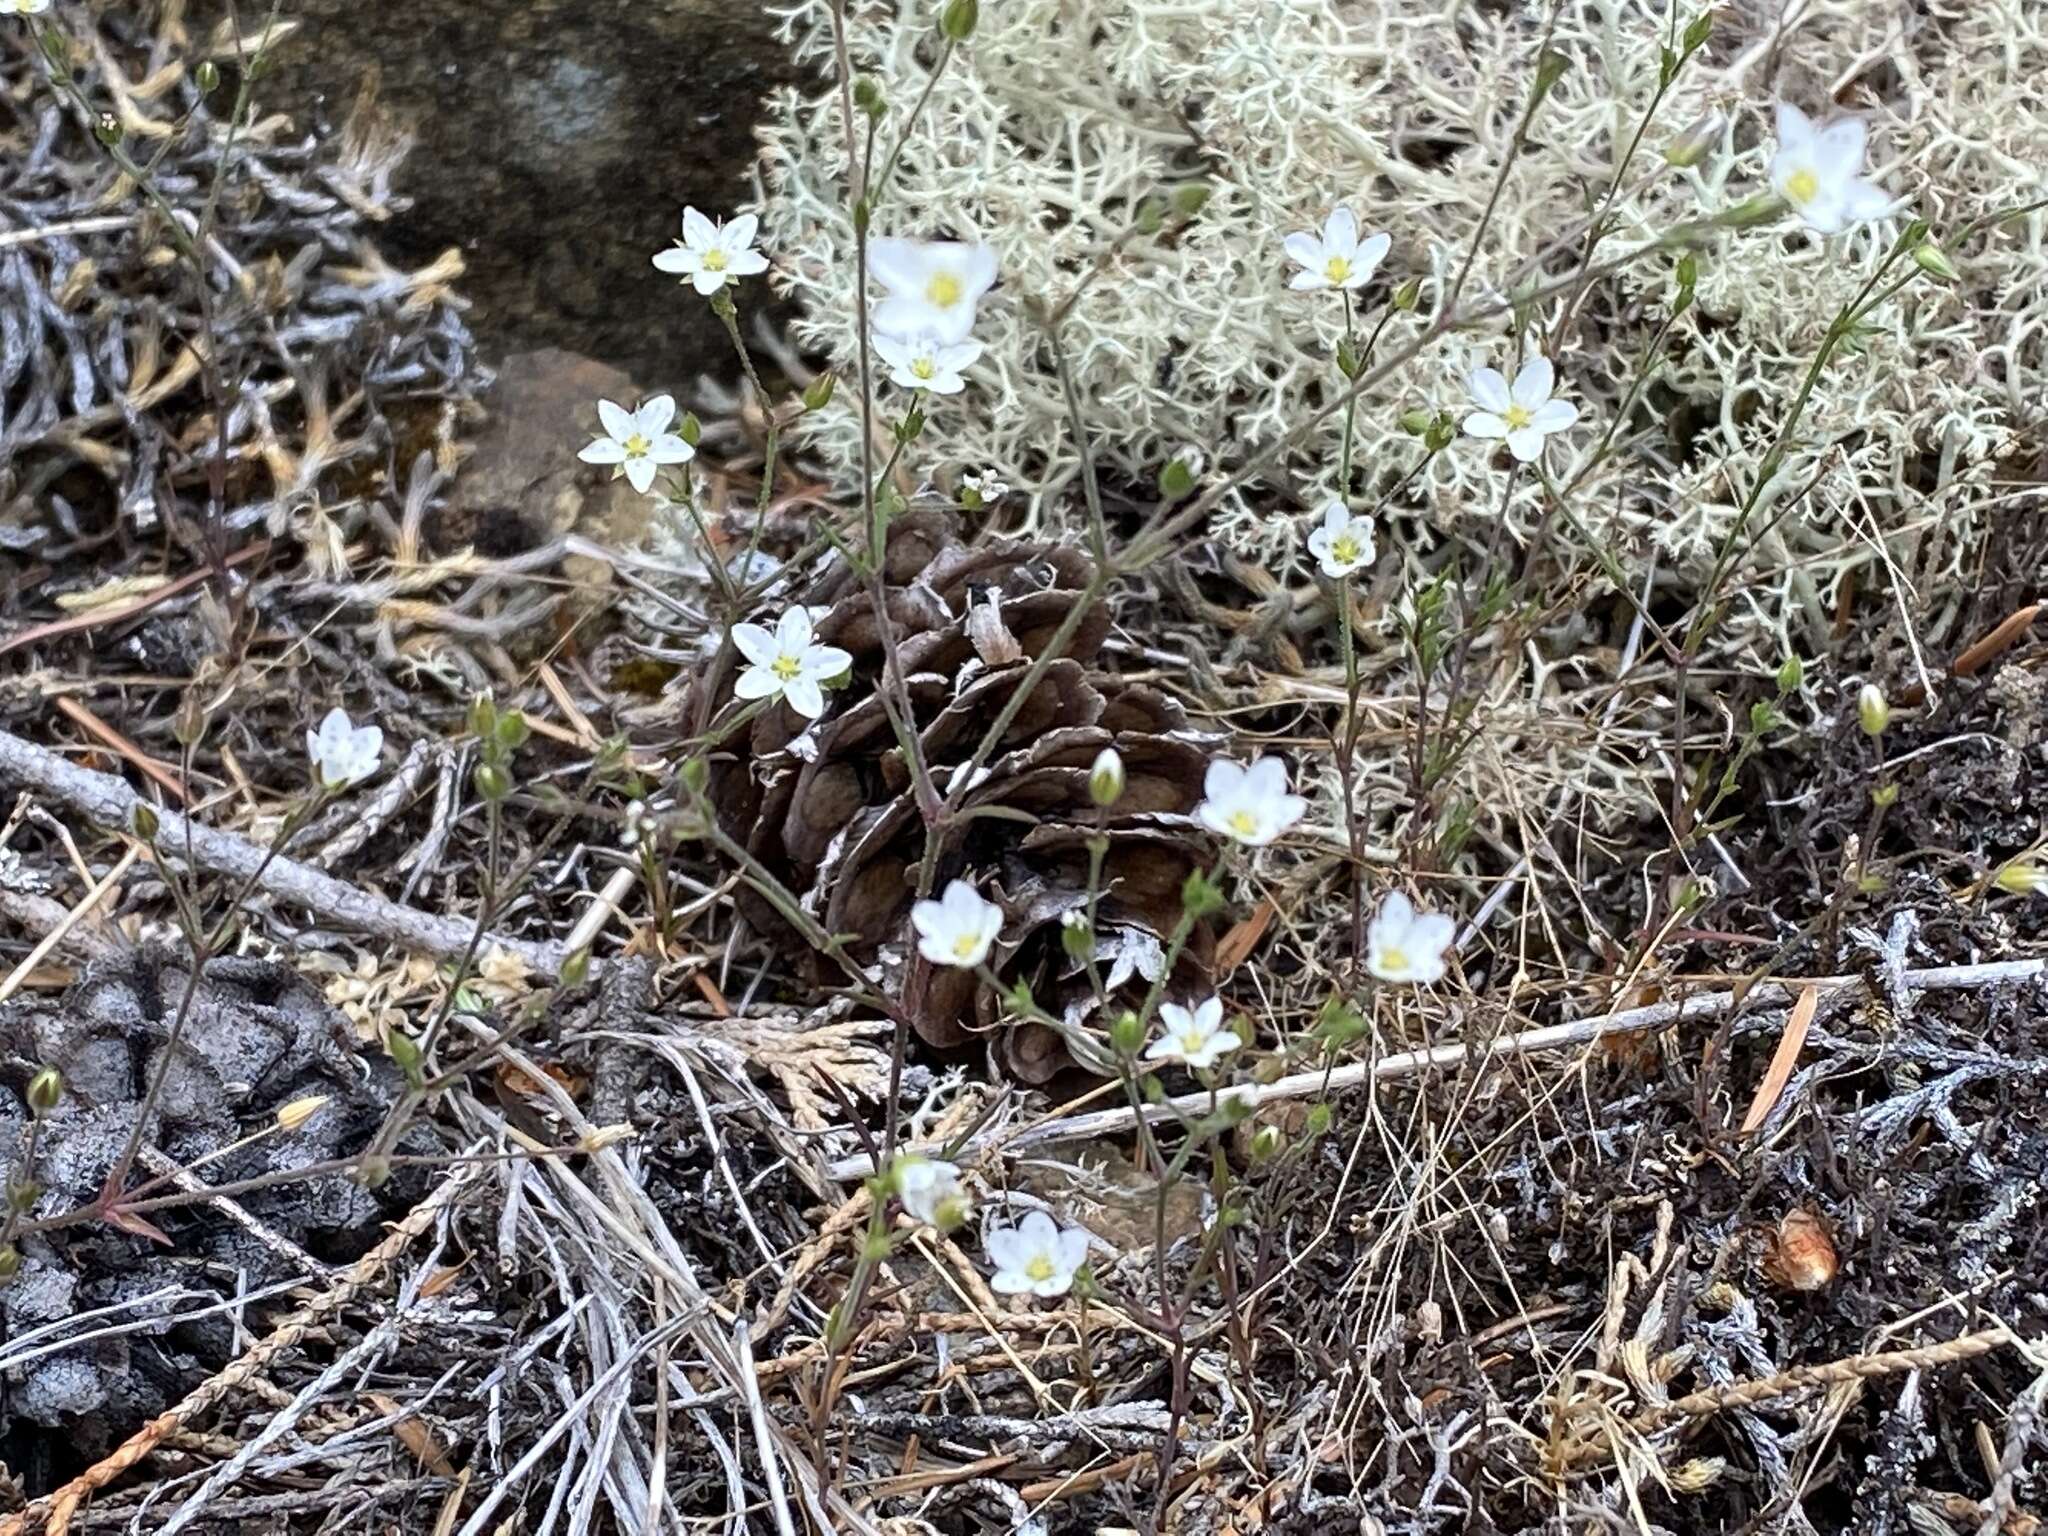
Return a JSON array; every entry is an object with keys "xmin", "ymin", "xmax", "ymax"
[
  {"xmin": 0, "ymin": 727, "xmax": 571, "ymax": 978},
  {"xmin": 825, "ymin": 957, "xmax": 2048, "ymax": 1179}
]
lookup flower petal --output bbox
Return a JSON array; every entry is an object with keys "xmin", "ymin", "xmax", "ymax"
[
  {"xmin": 1529, "ymin": 399, "xmax": 1578, "ymax": 433},
  {"xmin": 784, "ymin": 676, "xmax": 826, "ymax": 719},
  {"xmin": 624, "ymin": 457, "xmax": 657, "ymax": 494},
  {"xmin": 1774, "ymin": 101, "xmax": 1814, "ymax": 150},
  {"xmin": 1287, "ymin": 269, "xmax": 1330, "ymax": 291},
  {"xmin": 1243, "ymin": 756, "xmax": 1289, "ymax": 798},
  {"xmin": 1813, "ymin": 116, "xmax": 1868, "ymax": 179},
  {"xmin": 1841, "ymin": 179, "xmax": 1893, "ymax": 224},
  {"xmin": 731, "ymin": 622, "xmax": 780, "ymax": 667},
  {"xmin": 596, "ymin": 398, "xmax": 633, "ymax": 440},
  {"xmin": 1356, "ymin": 230, "xmax": 1392, "ymax": 269},
  {"xmin": 723, "ymin": 211, "xmax": 759, "ymax": 251},
  {"xmin": 636, "ymin": 395, "xmax": 677, "ymax": 435},
  {"xmin": 805, "ymin": 644, "xmax": 852, "ymax": 681},
  {"xmin": 652, "ymin": 246, "xmax": 697, "ymax": 274},
  {"xmin": 1505, "ymin": 427, "xmax": 1546, "ymax": 463},
  {"xmin": 1462, "ymin": 411, "xmax": 1509, "ymax": 439},
  {"xmin": 1202, "ymin": 758, "xmax": 1246, "ymax": 803},
  {"xmin": 692, "ymin": 268, "xmax": 726, "ymax": 296},
  {"xmin": 578, "ymin": 438, "xmax": 626, "ymax": 464},
  {"xmin": 727, "ymin": 249, "xmax": 770, "ymax": 276},
  {"xmin": 776, "ymin": 606, "xmax": 814, "ymax": 651},
  {"xmin": 1054, "ymin": 1226, "xmax": 1090, "ymax": 1272},
  {"xmin": 984, "ymin": 1225, "xmax": 1025, "ymax": 1270},
  {"xmin": 732, "ymin": 665, "xmax": 781, "ymax": 700},
  {"xmin": 1510, "ymin": 355, "xmax": 1554, "ymax": 408},
  {"xmin": 1282, "ymin": 231, "xmax": 1325, "ymax": 269},
  {"xmin": 867, "ymin": 237, "xmax": 928, "ymax": 295},
  {"xmin": 1467, "ymin": 367, "xmax": 1511, "ymax": 413},
  {"xmin": 681, "ymin": 206, "xmax": 716, "ymax": 249},
  {"xmin": 1322, "ymin": 205, "xmax": 1358, "ymax": 253}
]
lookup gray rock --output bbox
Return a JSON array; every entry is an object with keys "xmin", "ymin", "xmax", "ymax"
[{"xmin": 262, "ymin": 0, "xmax": 794, "ymax": 384}]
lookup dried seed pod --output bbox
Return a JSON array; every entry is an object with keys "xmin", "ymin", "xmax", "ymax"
[
  {"xmin": 1762, "ymin": 1208, "xmax": 1839, "ymax": 1292},
  {"xmin": 689, "ymin": 513, "xmax": 1225, "ymax": 1082}
]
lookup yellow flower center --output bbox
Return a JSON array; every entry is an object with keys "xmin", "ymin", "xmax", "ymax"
[
  {"xmin": 622, "ymin": 432, "xmax": 651, "ymax": 459},
  {"xmin": 1784, "ymin": 167, "xmax": 1821, "ymax": 207},
  {"xmin": 702, "ymin": 247, "xmax": 728, "ymax": 271},
  {"xmin": 951, "ymin": 931, "xmax": 981, "ymax": 960},
  {"xmin": 1331, "ymin": 535, "xmax": 1359, "ymax": 564},
  {"xmin": 1324, "ymin": 255, "xmax": 1351, "ymax": 284},
  {"xmin": 1178, "ymin": 1030, "xmax": 1205, "ymax": 1055},
  {"xmin": 1503, "ymin": 405, "xmax": 1532, "ymax": 430},
  {"xmin": 925, "ymin": 271, "xmax": 964, "ymax": 308},
  {"xmin": 911, "ymin": 356, "xmax": 937, "ymax": 379},
  {"xmin": 1025, "ymin": 1253, "xmax": 1056, "ymax": 1282},
  {"xmin": 1228, "ymin": 809, "xmax": 1260, "ymax": 839},
  {"xmin": 772, "ymin": 653, "xmax": 802, "ymax": 681},
  {"xmin": 1378, "ymin": 945, "xmax": 1409, "ymax": 975}
]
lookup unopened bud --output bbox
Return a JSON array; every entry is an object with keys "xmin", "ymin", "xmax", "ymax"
[
  {"xmin": 1719, "ymin": 193, "xmax": 1786, "ymax": 229},
  {"xmin": 26, "ymin": 1068, "xmax": 62, "ymax": 1115},
  {"xmin": 356, "ymin": 1155, "xmax": 391, "ymax": 1189},
  {"xmin": 1391, "ymin": 276, "xmax": 1421, "ymax": 311},
  {"xmin": 493, "ymin": 710, "xmax": 530, "ymax": 752},
  {"xmin": 1158, "ymin": 458, "xmax": 1194, "ymax": 499},
  {"xmin": 274, "ymin": 1095, "xmax": 329, "ymax": 1132},
  {"xmin": 1171, "ymin": 181, "xmax": 1210, "ymax": 218},
  {"xmin": 1994, "ymin": 859, "xmax": 2048, "ymax": 896},
  {"xmin": 1060, "ymin": 910, "xmax": 1092, "ymax": 961},
  {"xmin": 194, "ymin": 59, "xmax": 220, "ymax": 94},
  {"xmin": 385, "ymin": 1029, "xmax": 423, "ymax": 1081},
  {"xmin": 1088, "ymin": 746, "xmax": 1125, "ymax": 807},
  {"xmin": 802, "ymin": 371, "xmax": 836, "ymax": 411},
  {"xmin": 1248, "ymin": 1124, "xmax": 1283, "ymax": 1161},
  {"xmin": 1857, "ymin": 683, "xmax": 1890, "ymax": 737},
  {"xmin": 1776, "ymin": 654, "xmax": 1803, "ymax": 694},
  {"xmin": 131, "ymin": 803, "xmax": 160, "ymax": 841},
  {"xmin": 679, "ymin": 412, "xmax": 703, "ymax": 447},
  {"xmin": 1912, "ymin": 242, "xmax": 1958, "ymax": 282},
  {"xmin": 467, "ymin": 694, "xmax": 497, "ymax": 739},
  {"xmin": 852, "ymin": 76, "xmax": 885, "ymax": 118},
  {"xmin": 1109, "ymin": 1010, "xmax": 1145, "ymax": 1057},
  {"xmin": 559, "ymin": 947, "xmax": 592, "ymax": 988},
  {"xmin": 939, "ymin": 0, "xmax": 977, "ymax": 41},
  {"xmin": 1871, "ymin": 781, "xmax": 1899, "ymax": 809},
  {"xmin": 7, "ymin": 1176, "xmax": 40, "ymax": 1212},
  {"xmin": 1399, "ymin": 407, "xmax": 1434, "ymax": 437},
  {"xmin": 0, "ymin": 1246, "xmax": 20, "ymax": 1281},
  {"xmin": 474, "ymin": 762, "xmax": 512, "ymax": 801},
  {"xmin": 1662, "ymin": 111, "xmax": 1724, "ymax": 168},
  {"xmin": 94, "ymin": 111, "xmax": 123, "ymax": 147}
]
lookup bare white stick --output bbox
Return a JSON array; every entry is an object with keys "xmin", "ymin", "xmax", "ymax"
[
  {"xmin": 0, "ymin": 727, "xmax": 570, "ymax": 977},
  {"xmin": 825, "ymin": 957, "xmax": 2048, "ymax": 1180}
]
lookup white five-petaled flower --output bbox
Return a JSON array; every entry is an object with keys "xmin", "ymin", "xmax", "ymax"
[
  {"xmin": 961, "ymin": 470, "xmax": 1010, "ymax": 502},
  {"xmin": 621, "ymin": 800, "xmax": 650, "ymax": 847},
  {"xmin": 1196, "ymin": 756, "xmax": 1307, "ymax": 847},
  {"xmin": 651, "ymin": 207, "xmax": 769, "ymax": 295},
  {"xmin": 1771, "ymin": 103, "xmax": 1891, "ymax": 236},
  {"xmin": 869, "ymin": 237, "xmax": 999, "ymax": 345},
  {"xmin": 306, "ymin": 707, "xmax": 382, "ymax": 791},
  {"xmin": 578, "ymin": 396, "xmax": 694, "ymax": 495},
  {"xmin": 896, "ymin": 1157, "xmax": 970, "ymax": 1228},
  {"xmin": 911, "ymin": 879, "xmax": 1004, "ymax": 969},
  {"xmin": 985, "ymin": 1210, "xmax": 1091, "ymax": 1298},
  {"xmin": 0, "ymin": 0, "xmax": 53, "ymax": 13},
  {"xmin": 731, "ymin": 607, "xmax": 851, "ymax": 721},
  {"xmin": 874, "ymin": 331, "xmax": 982, "ymax": 395},
  {"xmin": 1463, "ymin": 357, "xmax": 1580, "ymax": 464},
  {"xmin": 1145, "ymin": 996, "xmax": 1243, "ymax": 1070},
  {"xmin": 1365, "ymin": 891, "xmax": 1458, "ymax": 985},
  {"xmin": 1306, "ymin": 500, "xmax": 1376, "ymax": 580},
  {"xmin": 1283, "ymin": 206, "xmax": 1392, "ymax": 292}
]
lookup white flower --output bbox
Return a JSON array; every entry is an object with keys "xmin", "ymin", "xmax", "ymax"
[
  {"xmin": 306, "ymin": 707, "xmax": 382, "ymax": 790},
  {"xmin": 1144, "ymin": 996, "xmax": 1243, "ymax": 1070},
  {"xmin": 910, "ymin": 879, "xmax": 1004, "ymax": 969},
  {"xmin": 731, "ymin": 607, "xmax": 851, "ymax": 720},
  {"xmin": 621, "ymin": 800, "xmax": 649, "ymax": 847},
  {"xmin": 869, "ymin": 237, "xmax": 998, "ymax": 345},
  {"xmin": 874, "ymin": 331, "xmax": 982, "ymax": 395},
  {"xmin": 1196, "ymin": 756, "xmax": 1307, "ymax": 847},
  {"xmin": 897, "ymin": 1157, "xmax": 970, "ymax": 1228},
  {"xmin": 1306, "ymin": 500, "xmax": 1376, "ymax": 579},
  {"xmin": 1283, "ymin": 206, "xmax": 1392, "ymax": 292},
  {"xmin": 0, "ymin": 0, "xmax": 52, "ymax": 12},
  {"xmin": 578, "ymin": 396, "xmax": 694, "ymax": 495},
  {"xmin": 1771, "ymin": 103, "xmax": 1891, "ymax": 236},
  {"xmin": 985, "ymin": 1210, "xmax": 1090, "ymax": 1298},
  {"xmin": 1365, "ymin": 892, "xmax": 1457, "ymax": 985},
  {"xmin": 1463, "ymin": 357, "xmax": 1579, "ymax": 464},
  {"xmin": 961, "ymin": 470, "xmax": 1010, "ymax": 502},
  {"xmin": 1087, "ymin": 746, "xmax": 1125, "ymax": 807},
  {"xmin": 651, "ymin": 207, "xmax": 769, "ymax": 295}
]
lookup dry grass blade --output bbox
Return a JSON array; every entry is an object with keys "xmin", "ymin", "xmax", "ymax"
[{"xmin": 1738, "ymin": 983, "xmax": 1818, "ymax": 1136}]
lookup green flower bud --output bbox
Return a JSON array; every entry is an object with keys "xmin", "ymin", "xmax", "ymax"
[
  {"xmin": 939, "ymin": 0, "xmax": 977, "ymax": 41},
  {"xmin": 803, "ymin": 372, "xmax": 837, "ymax": 411},
  {"xmin": 1109, "ymin": 1010, "xmax": 1145, "ymax": 1058},
  {"xmin": 0, "ymin": 1246, "xmax": 20, "ymax": 1282},
  {"xmin": 474, "ymin": 762, "xmax": 512, "ymax": 801},
  {"xmin": 1158, "ymin": 458, "xmax": 1195, "ymax": 499},
  {"xmin": 1134, "ymin": 196, "xmax": 1166, "ymax": 236},
  {"xmin": 1857, "ymin": 683, "xmax": 1890, "ymax": 738},
  {"xmin": 1871, "ymin": 781, "xmax": 1899, "ymax": 809},
  {"xmin": 679, "ymin": 412, "xmax": 703, "ymax": 447},
  {"xmin": 195, "ymin": 59, "xmax": 220, "ymax": 94},
  {"xmin": 8, "ymin": 1176, "xmax": 41, "ymax": 1212},
  {"xmin": 1392, "ymin": 276, "xmax": 1421, "ymax": 311},
  {"xmin": 26, "ymin": 1067, "xmax": 63, "ymax": 1116},
  {"xmin": 1662, "ymin": 112, "xmax": 1723, "ymax": 169},
  {"xmin": 1180, "ymin": 868, "xmax": 1226, "ymax": 919},
  {"xmin": 356, "ymin": 1155, "xmax": 391, "ymax": 1190},
  {"xmin": 1994, "ymin": 860, "xmax": 2048, "ymax": 896},
  {"xmin": 853, "ymin": 76, "xmax": 885, "ymax": 118},
  {"xmin": 1249, "ymin": 1123, "xmax": 1283, "ymax": 1161},
  {"xmin": 1776, "ymin": 655, "xmax": 1804, "ymax": 694},
  {"xmin": 493, "ymin": 710, "xmax": 530, "ymax": 752},
  {"xmin": 1399, "ymin": 407, "xmax": 1434, "ymax": 437},
  {"xmin": 1912, "ymin": 242, "xmax": 1958, "ymax": 282},
  {"xmin": 130, "ymin": 803, "xmax": 160, "ymax": 842},
  {"xmin": 467, "ymin": 694, "xmax": 498, "ymax": 740},
  {"xmin": 1718, "ymin": 193, "xmax": 1787, "ymax": 229},
  {"xmin": 559, "ymin": 948, "xmax": 592, "ymax": 989},
  {"xmin": 93, "ymin": 112, "xmax": 123, "ymax": 148},
  {"xmin": 1060, "ymin": 913, "xmax": 1093, "ymax": 961},
  {"xmin": 1305, "ymin": 1101, "xmax": 1334, "ymax": 1137}
]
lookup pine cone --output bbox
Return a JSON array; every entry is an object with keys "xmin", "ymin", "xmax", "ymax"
[{"xmin": 694, "ymin": 513, "xmax": 1221, "ymax": 1082}]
